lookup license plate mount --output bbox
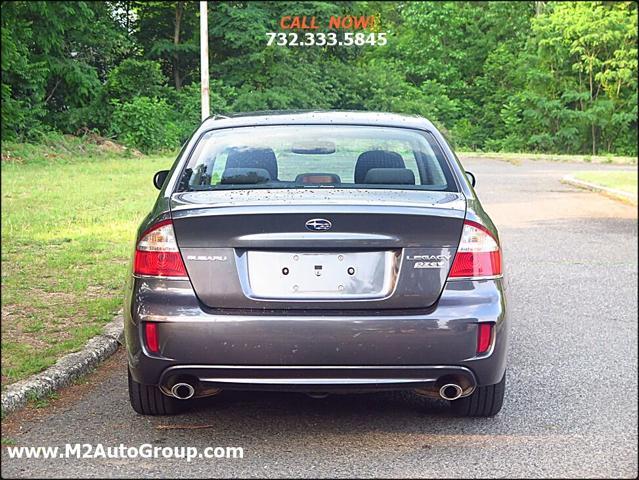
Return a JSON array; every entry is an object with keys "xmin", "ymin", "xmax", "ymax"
[{"xmin": 244, "ymin": 251, "xmax": 397, "ymax": 300}]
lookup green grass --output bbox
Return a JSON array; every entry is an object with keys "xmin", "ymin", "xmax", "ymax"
[
  {"xmin": 573, "ymin": 170, "xmax": 638, "ymax": 196},
  {"xmin": 27, "ymin": 390, "xmax": 59, "ymax": 408},
  {"xmin": 458, "ymin": 151, "xmax": 637, "ymax": 166},
  {"xmin": 1, "ymin": 150, "xmax": 174, "ymax": 384}
]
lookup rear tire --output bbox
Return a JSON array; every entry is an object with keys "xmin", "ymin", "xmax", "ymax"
[
  {"xmin": 451, "ymin": 371, "xmax": 506, "ymax": 417},
  {"xmin": 128, "ymin": 368, "xmax": 182, "ymax": 416}
]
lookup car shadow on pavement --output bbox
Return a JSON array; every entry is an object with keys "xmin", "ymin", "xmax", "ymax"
[{"xmin": 148, "ymin": 389, "xmax": 488, "ymax": 436}]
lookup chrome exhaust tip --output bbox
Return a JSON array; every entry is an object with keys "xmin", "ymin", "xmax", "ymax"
[
  {"xmin": 439, "ymin": 383, "xmax": 463, "ymax": 401},
  {"xmin": 171, "ymin": 382, "xmax": 196, "ymax": 400}
]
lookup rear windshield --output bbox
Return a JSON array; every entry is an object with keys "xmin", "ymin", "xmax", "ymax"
[{"xmin": 177, "ymin": 125, "xmax": 457, "ymax": 192}]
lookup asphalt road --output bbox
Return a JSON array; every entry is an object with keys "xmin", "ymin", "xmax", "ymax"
[{"xmin": 2, "ymin": 158, "xmax": 637, "ymax": 478}]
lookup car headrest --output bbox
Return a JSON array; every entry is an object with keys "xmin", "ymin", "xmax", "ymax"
[
  {"xmin": 221, "ymin": 168, "xmax": 271, "ymax": 184},
  {"xmin": 354, "ymin": 150, "xmax": 405, "ymax": 183},
  {"xmin": 363, "ymin": 168, "xmax": 415, "ymax": 185},
  {"xmin": 226, "ymin": 147, "xmax": 278, "ymax": 180}
]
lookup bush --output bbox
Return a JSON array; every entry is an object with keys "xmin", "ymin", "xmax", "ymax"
[
  {"xmin": 163, "ymin": 84, "xmax": 203, "ymax": 144},
  {"xmin": 164, "ymin": 80, "xmax": 235, "ymax": 144},
  {"xmin": 1, "ymin": 84, "xmax": 48, "ymax": 142},
  {"xmin": 111, "ymin": 96, "xmax": 180, "ymax": 153},
  {"xmin": 105, "ymin": 59, "xmax": 165, "ymax": 103},
  {"xmin": 451, "ymin": 119, "xmax": 484, "ymax": 151}
]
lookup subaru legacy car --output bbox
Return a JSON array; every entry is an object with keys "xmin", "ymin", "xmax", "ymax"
[{"xmin": 125, "ymin": 111, "xmax": 508, "ymax": 417}]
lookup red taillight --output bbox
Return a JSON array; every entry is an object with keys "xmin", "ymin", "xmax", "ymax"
[
  {"xmin": 134, "ymin": 250, "xmax": 187, "ymax": 277},
  {"xmin": 449, "ymin": 220, "xmax": 502, "ymax": 278},
  {"xmin": 133, "ymin": 219, "xmax": 187, "ymax": 277},
  {"xmin": 145, "ymin": 322, "xmax": 159, "ymax": 354},
  {"xmin": 477, "ymin": 323, "xmax": 493, "ymax": 354}
]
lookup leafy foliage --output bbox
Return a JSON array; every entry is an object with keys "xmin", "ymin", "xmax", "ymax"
[
  {"xmin": 521, "ymin": 2, "xmax": 638, "ymax": 155},
  {"xmin": 1, "ymin": 1, "xmax": 130, "ymax": 139},
  {"xmin": 111, "ymin": 96, "xmax": 179, "ymax": 152},
  {"xmin": 1, "ymin": 1, "xmax": 636, "ymax": 155},
  {"xmin": 104, "ymin": 59, "xmax": 166, "ymax": 102}
]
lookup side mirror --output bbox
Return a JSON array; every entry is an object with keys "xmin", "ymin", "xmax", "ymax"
[
  {"xmin": 465, "ymin": 171, "xmax": 476, "ymax": 187},
  {"xmin": 153, "ymin": 170, "xmax": 170, "ymax": 190}
]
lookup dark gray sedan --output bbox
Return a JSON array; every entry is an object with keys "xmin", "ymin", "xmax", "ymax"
[{"xmin": 124, "ymin": 111, "xmax": 508, "ymax": 417}]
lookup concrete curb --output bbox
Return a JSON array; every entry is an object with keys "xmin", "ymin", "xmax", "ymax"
[
  {"xmin": 562, "ymin": 175, "xmax": 638, "ymax": 205},
  {"xmin": 1, "ymin": 313, "xmax": 124, "ymax": 415}
]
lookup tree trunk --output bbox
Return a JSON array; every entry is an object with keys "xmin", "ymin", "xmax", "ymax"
[
  {"xmin": 126, "ymin": 1, "xmax": 130, "ymax": 34},
  {"xmin": 44, "ymin": 79, "xmax": 62, "ymax": 105},
  {"xmin": 173, "ymin": 1, "xmax": 184, "ymax": 90},
  {"xmin": 578, "ymin": 71, "xmax": 584, "ymax": 112}
]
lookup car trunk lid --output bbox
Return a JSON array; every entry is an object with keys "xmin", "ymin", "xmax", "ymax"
[{"xmin": 170, "ymin": 189, "xmax": 465, "ymax": 311}]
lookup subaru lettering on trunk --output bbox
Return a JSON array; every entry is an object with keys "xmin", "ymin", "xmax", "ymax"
[{"xmin": 125, "ymin": 111, "xmax": 509, "ymax": 417}]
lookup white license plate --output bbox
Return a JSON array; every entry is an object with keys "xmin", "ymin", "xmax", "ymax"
[{"xmin": 245, "ymin": 251, "xmax": 397, "ymax": 300}]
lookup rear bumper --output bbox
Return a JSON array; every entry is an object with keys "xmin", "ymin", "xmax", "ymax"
[
  {"xmin": 125, "ymin": 277, "xmax": 508, "ymax": 390},
  {"xmin": 158, "ymin": 364, "xmax": 478, "ymax": 395}
]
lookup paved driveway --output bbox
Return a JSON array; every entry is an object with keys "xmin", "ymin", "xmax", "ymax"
[{"xmin": 2, "ymin": 158, "xmax": 637, "ymax": 478}]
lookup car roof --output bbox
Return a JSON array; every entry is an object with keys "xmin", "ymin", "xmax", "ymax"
[{"xmin": 199, "ymin": 110, "xmax": 437, "ymax": 131}]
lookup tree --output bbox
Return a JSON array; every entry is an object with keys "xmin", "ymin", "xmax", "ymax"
[
  {"xmin": 132, "ymin": 1, "xmax": 199, "ymax": 90},
  {"xmin": 524, "ymin": 1, "xmax": 637, "ymax": 154},
  {"xmin": 0, "ymin": 1, "xmax": 130, "ymax": 138}
]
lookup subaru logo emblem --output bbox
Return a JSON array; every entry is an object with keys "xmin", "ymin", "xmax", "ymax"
[{"xmin": 305, "ymin": 218, "xmax": 332, "ymax": 231}]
